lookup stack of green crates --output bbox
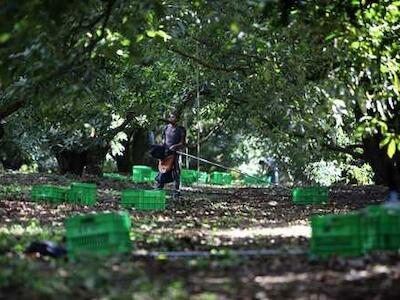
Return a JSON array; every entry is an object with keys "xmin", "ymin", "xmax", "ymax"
[
  {"xmin": 121, "ymin": 189, "xmax": 166, "ymax": 211},
  {"xmin": 181, "ymin": 169, "xmax": 198, "ymax": 185},
  {"xmin": 361, "ymin": 205, "xmax": 400, "ymax": 252},
  {"xmin": 310, "ymin": 212, "xmax": 363, "ymax": 257},
  {"xmin": 103, "ymin": 173, "xmax": 129, "ymax": 181},
  {"xmin": 210, "ymin": 171, "xmax": 232, "ymax": 185},
  {"xmin": 292, "ymin": 187, "xmax": 329, "ymax": 205},
  {"xmin": 65, "ymin": 212, "xmax": 131, "ymax": 259},
  {"xmin": 67, "ymin": 182, "xmax": 97, "ymax": 206},
  {"xmin": 196, "ymin": 171, "xmax": 209, "ymax": 184},
  {"xmin": 31, "ymin": 185, "xmax": 69, "ymax": 204},
  {"xmin": 132, "ymin": 165, "xmax": 153, "ymax": 183}
]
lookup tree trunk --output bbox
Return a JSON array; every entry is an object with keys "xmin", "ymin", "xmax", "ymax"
[
  {"xmin": 115, "ymin": 137, "xmax": 132, "ymax": 173},
  {"xmin": 0, "ymin": 123, "xmax": 4, "ymax": 140},
  {"xmin": 362, "ymin": 135, "xmax": 400, "ymax": 191},
  {"xmin": 0, "ymin": 140, "xmax": 30, "ymax": 170},
  {"xmin": 116, "ymin": 128, "xmax": 152, "ymax": 173},
  {"xmin": 85, "ymin": 145, "xmax": 109, "ymax": 176},
  {"xmin": 54, "ymin": 149, "xmax": 87, "ymax": 176}
]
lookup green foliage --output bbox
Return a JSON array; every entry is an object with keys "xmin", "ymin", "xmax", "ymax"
[
  {"xmin": 304, "ymin": 160, "xmax": 374, "ymax": 186},
  {"xmin": 347, "ymin": 163, "xmax": 374, "ymax": 185},
  {"xmin": 305, "ymin": 160, "xmax": 343, "ymax": 186},
  {"xmin": 1, "ymin": 0, "xmax": 399, "ymax": 182},
  {"xmin": 102, "ymin": 158, "xmax": 118, "ymax": 173},
  {"xmin": 19, "ymin": 163, "xmax": 39, "ymax": 173}
]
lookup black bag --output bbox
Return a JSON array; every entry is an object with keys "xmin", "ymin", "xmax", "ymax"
[
  {"xmin": 150, "ymin": 144, "xmax": 168, "ymax": 159},
  {"xmin": 155, "ymin": 170, "xmax": 174, "ymax": 184}
]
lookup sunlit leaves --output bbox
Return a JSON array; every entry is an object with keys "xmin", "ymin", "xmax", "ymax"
[
  {"xmin": 146, "ymin": 29, "xmax": 171, "ymax": 41},
  {"xmin": 0, "ymin": 32, "xmax": 11, "ymax": 44},
  {"xmin": 387, "ymin": 139, "xmax": 397, "ymax": 158},
  {"xmin": 230, "ymin": 22, "xmax": 240, "ymax": 34}
]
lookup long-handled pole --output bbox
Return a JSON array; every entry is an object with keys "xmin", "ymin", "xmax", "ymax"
[{"xmin": 176, "ymin": 151, "xmax": 269, "ymax": 183}]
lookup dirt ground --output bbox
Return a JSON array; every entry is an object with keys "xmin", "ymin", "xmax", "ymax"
[{"xmin": 1, "ymin": 172, "xmax": 399, "ymax": 300}]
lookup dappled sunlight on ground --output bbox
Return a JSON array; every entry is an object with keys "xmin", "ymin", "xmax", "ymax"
[
  {"xmin": 1, "ymin": 173, "xmax": 397, "ymax": 299},
  {"xmin": 212, "ymin": 224, "xmax": 311, "ymax": 239}
]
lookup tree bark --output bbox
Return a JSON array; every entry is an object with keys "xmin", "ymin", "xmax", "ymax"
[
  {"xmin": 0, "ymin": 140, "xmax": 30, "ymax": 170},
  {"xmin": 54, "ymin": 148, "xmax": 87, "ymax": 176},
  {"xmin": 362, "ymin": 135, "xmax": 400, "ymax": 191},
  {"xmin": 85, "ymin": 145, "xmax": 110, "ymax": 176},
  {"xmin": 116, "ymin": 128, "xmax": 151, "ymax": 173},
  {"xmin": 0, "ymin": 123, "xmax": 4, "ymax": 140}
]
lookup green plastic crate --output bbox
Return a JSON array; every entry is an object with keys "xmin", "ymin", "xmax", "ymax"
[
  {"xmin": 121, "ymin": 190, "xmax": 143, "ymax": 208},
  {"xmin": 196, "ymin": 171, "xmax": 209, "ymax": 184},
  {"xmin": 31, "ymin": 185, "xmax": 68, "ymax": 203},
  {"xmin": 137, "ymin": 190, "xmax": 166, "ymax": 210},
  {"xmin": 132, "ymin": 165, "xmax": 153, "ymax": 183},
  {"xmin": 121, "ymin": 189, "xmax": 166, "ymax": 211},
  {"xmin": 150, "ymin": 171, "xmax": 158, "ymax": 182},
  {"xmin": 310, "ymin": 212, "xmax": 362, "ymax": 257},
  {"xmin": 210, "ymin": 172, "xmax": 232, "ymax": 185},
  {"xmin": 67, "ymin": 183, "xmax": 97, "ymax": 206},
  {"xmin": 65, "ymin": 212, "xmax": 131, "ymax": 258},
  {"xmin": 243, "ymin": 176, "xmax": 271, "ymax": 186},
  {"xmin": 103, "ymin": 173, "xmax": 128, "ymax": 181},
  {"xmin": 181, "ymin": 169, "xmax": 198, "ymax": 185},
  {"xmin": 292, "ymin": 187, "xmax": 329, "ymax": 205},
  {"xmin": 361, "ymin": 205, "xmax": 400, "ymax": 252}
]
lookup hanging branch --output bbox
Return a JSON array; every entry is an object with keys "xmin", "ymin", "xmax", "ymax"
[
  {"xmin": 0, "ymin": 99, "xmax": 26, "ymax": 120},
  {"xmin": 192, "ymin": 37, "xmax": 269, "ymax": 64},
  {"xmin": 83, "ymin": 0, "xmax": 116, "ymax": 56},
  {"xmin": 187, "ymin": 99, "xmax": 239, "ymax": 149},
  {"xmin": 186, "ymin": 116, "xmax": 231, "ymax": 149},
  {"xmin": 172, "ymin": 83, "xmax": 209, "ymax": 120},
  {"xmin": 323, "ymin": 143, "xmax": 364, "ymax": 160},
  {"xmin": 167, "ymin": 45, "xmax": 250, "ymax": 74}
]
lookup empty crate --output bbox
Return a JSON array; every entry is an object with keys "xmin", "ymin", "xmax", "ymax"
[
  {"xmin": 67, "ymin": 182, "xmax": 97, "ymax": 206},
  {"xmin": 65, "ymin": 212, "xmax": 131, "ymax": 258},
  {"xmin": 361, "ymin": 205, "xmax": 400, "ymax": 252},
  {"xmin": 121, "ymin": 189, "xmax": 166, "ymax": 210},
  {"xmin": 196, "ymin": 171, "xmax": 209, "ymax": 184},
  {"xmin": 181, "ymin": 169, "xmax": 198, "ymax": 185},
  {"xmin": 210, "ymin": 172, "xmax": 232, "ymax": 185},
  {"xmin": 31, "ymin": 185, "xmax": 68, "ymax": 204},
  {"xmin": 292, "ymin": 187, "xmax": 329, "ymax": 205},
  {"xmin": 243, "ymin": 176, "xmax": 271, "ymax": 186},
  {"xmin": 132, "ymin": 165, "xmax": 153, "ymax": 183},
  {"xmin": 103, "ymin": 173, "xmax": 128, "ymax": 181},
  {"xmin": 310, "ymin": 212, "xmax": 362, "ymax": 257}
]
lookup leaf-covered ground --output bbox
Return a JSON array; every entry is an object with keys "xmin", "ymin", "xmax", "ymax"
[{"xmin": 1, "ymin": 172, "xmax": 399, "ymax": 300}]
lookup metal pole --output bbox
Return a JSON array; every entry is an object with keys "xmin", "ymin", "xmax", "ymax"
[
  {"xmin": 183, "ymin": 115, "xmax": 189, "ymax": 169},
  {"xmin": 176, "ymin": 151, "xmax": 269, "ymax": 183},
  {"xmin": 196, "ymin": 44, "xmax": 201, "ymax": 172}
]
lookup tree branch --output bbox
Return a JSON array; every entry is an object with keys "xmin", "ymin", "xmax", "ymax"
[
  {"xmin": 192, "ymin": 37, "xmax": 269, "ymax": 63},
  {"xmin": 0, "ymin": 1, "xmax": 116, "ymax": 122},
  {"xmin": 167, "ymin": 45, "xmax": 250, "ymax": 73},
  {"xmin": 187, "ymin": 114, "xmax": 231, "ymax": 149},
  {"xmin": 174, "ymin": 83, "xmax": 209, "ymax": 120},
  {"xmin": 186, "ymin": 97, "xmax": 239, "ymax": 149},
  {"xmin": 0, "ymin": 99, "xmax": 26, "ymax": 119},
  {"xmin": 324, "ymin": 143, "xmax": 364, "ymax": 160},
  {"xmin": 84, "ymin": 0, "xmax": 116, "ymax": 56}
]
